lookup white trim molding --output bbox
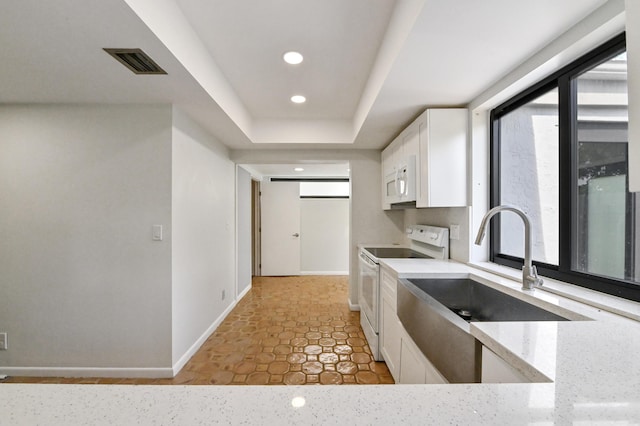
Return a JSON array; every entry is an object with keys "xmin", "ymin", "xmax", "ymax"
[
  {"xmin": 300, "ymin": 271, "xmax": 349, "ymax": 276},
  {"xmin": 0, "ymin": 367, "xmax": 173, "ymax": 379}
]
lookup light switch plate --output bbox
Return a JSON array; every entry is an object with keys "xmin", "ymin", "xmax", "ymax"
[
  {"xmin": 0, "ymin": 333, "xmax": 7, "ymax": 350},
  {"xmin": 450, "ymin": 224, "xmax": 460, "ymax": 240}
]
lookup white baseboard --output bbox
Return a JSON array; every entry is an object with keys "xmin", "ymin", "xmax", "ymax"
[
  {"xmin": 300, "ymin": 271, "xmax": 349, "ymax": 276},
  {"xmin": 171, "ymin": 298, "xmax": 238, "ymax": 376},
  {"xmin": 348, "ymin": 298, "xmax": 360, "ymax": 311},
  {"xmin": 0, "ymin": 367, "xmax": 173, "ymax": 379},
  {"xmin": 237, "ymin": 283, "xmax": 251, "ymax": 300}
]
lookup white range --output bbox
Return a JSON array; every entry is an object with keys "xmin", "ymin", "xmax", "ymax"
[{"xmin": 357, "ymin": 224, "xmax": 450, "ymax": 360}]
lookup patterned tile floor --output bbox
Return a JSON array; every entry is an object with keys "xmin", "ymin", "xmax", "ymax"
[{"xmin": 3, "ymin": 276, "xmax": 394, "ymax": 386}]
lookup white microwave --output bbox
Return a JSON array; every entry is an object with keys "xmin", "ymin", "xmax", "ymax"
[{"xmin": 384, "ymin": 155, "xmax": 416, "ymax": 205}]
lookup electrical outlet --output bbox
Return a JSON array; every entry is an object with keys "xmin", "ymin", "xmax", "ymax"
[
  {"xmin": 221, "ymin": 290, "xmax": 226, "ymax": 300},
  {"xmin": 0, "ymin": 333, "xmax": 7, "ymax": 350},
  {"xmin": 450, "ymin": 224, "xmax": 460, "ymax": 240}
]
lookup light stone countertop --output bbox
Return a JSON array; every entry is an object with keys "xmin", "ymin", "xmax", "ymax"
[
  {"xmin": 0, "ymin": 381, "xmax": 626, "ymax": 425},
  {"xmin": 3, "ymin": 259, "xmax": 640, "ymax": 424}
]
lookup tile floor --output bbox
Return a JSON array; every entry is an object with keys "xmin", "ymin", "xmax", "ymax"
[{"xmin": 3, "ymin": 275, "xmax": 394, "ymax": 386}]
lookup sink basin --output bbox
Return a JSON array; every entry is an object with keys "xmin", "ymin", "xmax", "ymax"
[
  {"xmin": 407, "ymin": 278, "xmax": 569, "ymax": 323},
  {"xmin": 396, "ymin": 277, "xmax": 572, "ymax": 383}
]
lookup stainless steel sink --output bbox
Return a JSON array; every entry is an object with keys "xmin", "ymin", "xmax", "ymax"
[
  {"xmin": 396, "ymin": 277, "xmax": 571, "ymax": 383},
  {"xmin": 407, "ymin": 278, "xmax": 569, "ymax": 323}
]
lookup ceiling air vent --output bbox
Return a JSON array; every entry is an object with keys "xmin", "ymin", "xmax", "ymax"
[{"xmin": 103, "ymin": 48, "xmax": 167, "ymax": 75}]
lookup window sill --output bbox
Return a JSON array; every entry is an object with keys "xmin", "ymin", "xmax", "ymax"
[{"xmin": 468, "ymin": 261, "xmax": 640, "ymax": 322}]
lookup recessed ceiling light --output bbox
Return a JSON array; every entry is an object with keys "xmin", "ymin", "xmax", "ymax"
[
  {"xmin": 291, "ymin": 95, "xmax": 306, "ymax": 104},
  {"xmin": 294, "ymin": 167, "xmax": 304, "ymax": 172},
  {"xmin": 283, "ymin": 51, "xmax": 303, "ymax": 65}
]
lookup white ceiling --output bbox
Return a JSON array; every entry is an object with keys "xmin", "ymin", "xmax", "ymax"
[
  {"xmin": 175, "ymin": 0, "xmax": 396, "ymax": 121},
  {"xmin": 0, "ymin": 0, "xmax": 611, "ymax": 153}
]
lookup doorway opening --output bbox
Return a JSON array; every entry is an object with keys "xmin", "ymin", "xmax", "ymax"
[{"xmin": 241, "ymin": 163, "xmax": 351, "ymax": 278}]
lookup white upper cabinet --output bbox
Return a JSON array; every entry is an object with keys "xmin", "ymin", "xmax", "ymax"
[
  {"xmin": 417, "ymin": 108, "xmax": 468, "ymax": 208},
  {"xmin": 627, "ymin": 0, "xmax": 640, "ymax": 191},
  {"xmin": 381, "ymin": 143, "xmax": 393, "ymax": 210},
  {"xmin": 384, "ymin": 136, "xmax": 403, "ymax": 176},
  {"xmin": 402, "ymin": 125, "xmax": 419, "ymax": 161},
  {"xmin": 381, "ymin": 108, "xmax": 468, "ymax": 210},
  {"xmin": 381, "ymin": 135, "xmax": 404, "ymax": 210}
]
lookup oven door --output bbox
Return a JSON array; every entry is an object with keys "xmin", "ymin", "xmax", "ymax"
[{"xmin": 358, "ymin": 250, "xmax": 379, "ymax": 332}]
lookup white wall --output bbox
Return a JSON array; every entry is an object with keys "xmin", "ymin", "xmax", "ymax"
[
  {"xmin": 301, "ymin": 198, "xmax": 349, "ymax": 274},
  {"xmin": 236, "ymin": 166, "xmax": 252, "ymax": 295},
  {"xmin": 0, "ymin": 105, "xmax": 173, "ymax": 375},
  {"xmin": 171, "ymin": 108, "xmax": 235, "ymax": 367}
]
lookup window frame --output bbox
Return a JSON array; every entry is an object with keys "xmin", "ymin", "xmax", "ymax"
[{"xmin": 489, "ymin": 32, "xmax": 640, "ymax": 302}]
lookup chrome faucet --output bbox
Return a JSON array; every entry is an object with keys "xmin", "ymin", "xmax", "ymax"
[{"xmin": 474, "ymin": 205, "xmax": 543, "ymax": 291}]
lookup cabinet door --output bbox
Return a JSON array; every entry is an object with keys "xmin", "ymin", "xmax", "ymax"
[
  {"xmin": 399, "ymin": 338, "xmax": 427, "ymax": 384},
  {"xmin": 417, "ymin": 108, "xmax": 468, "ymax": 208},
  {"xmin": 381, "ymin": 147, "xmax": 392, "ymax": 210},
  {"xmin": 387, "ymin": 137, "xmax": 403, "ymax": 173},
  {"xmin": 403, "ymin": 125, "xmax": 420, "ymax": 201},
  {"xmin": 423, "ymin": 353, "xmax": 448, "ymax": 384},
  {"xmin": 381, "ymin": 136, "xmax": 403, "ymax": 210},
  {"xmin": 403, "ymin": 125, "xmax": 419, "ymax": 160},
  {"xmin": 380, "ymin": 267, "xmax": 397, "ymax": 302},
  {"xmin": 381, "ymin": 140, "xmax": 395, "ymax": 177},
  {"xmin": 398, "ymin": 328, "xmax": 448, "ymax": 384},
  {"xmin": 380, "ymin": 294, "xmax": 402, "ymax": 381}
]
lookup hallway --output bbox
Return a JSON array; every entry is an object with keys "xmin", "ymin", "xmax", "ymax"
[{"xmin": 3, "ymin": 276, "xmax": 393, "ymax": 385}]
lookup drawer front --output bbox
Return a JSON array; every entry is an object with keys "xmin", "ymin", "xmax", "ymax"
[{"xmin": 380, "ymin": 267, "xmax": 397, "ymax": 306}]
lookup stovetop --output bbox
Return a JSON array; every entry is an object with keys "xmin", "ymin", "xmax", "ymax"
[{"xmin": 363, "ymin": 247, "xmax": 432, "ymax": 260}]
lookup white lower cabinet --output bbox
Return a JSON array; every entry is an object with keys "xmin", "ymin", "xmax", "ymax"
[
  {"xmin": 399, "ymin": 336, "xmax": 448, "ymax": 384},
  {"xmin": 380, "ymin": 293, "xmax": 402, "ymax": 379},
  {"xmin": 422, "ymin": 349, "xmax": 448, "ymax": 384},
  {"xmin": 399, "ymin": 337, "xmax": 426, "ymax": 384},
  {"xmin": 379, "ymin": 267, "xmax": 448, "ymax": 384},
  {"xmin": 481, "ymin": 346, "xmax": 529, "ymax": 383}
]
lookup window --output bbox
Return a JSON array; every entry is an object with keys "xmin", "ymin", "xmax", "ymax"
[
  {"xmin": 490, "ymin": 33, "xmax": 640, "ymax": 302},
  {"xmin": 299, "ymin": 181, "xmax": 350, "ymax": 198},
  {"xmin": 497, "ymin": 87, "xmax": 559, "ymax": 265}
]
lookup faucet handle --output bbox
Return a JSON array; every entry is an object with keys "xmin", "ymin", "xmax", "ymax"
[
  {"xmin": 522, "ymin": 265, "xmax": 543, "ymax": 290},
  {"xmin": 531, "ymin": 265, "xmax": 543, "ymax": 286}
]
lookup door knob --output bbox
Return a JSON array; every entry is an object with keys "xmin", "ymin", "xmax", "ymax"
[{"xmin": 292, "ymin": 233, "xmax": 300, "ymax": 237}]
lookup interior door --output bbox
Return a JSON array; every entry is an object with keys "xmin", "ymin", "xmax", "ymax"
[{"xmin": 260, "ymin": 179, "xmax": 301, "ymax": 276}]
